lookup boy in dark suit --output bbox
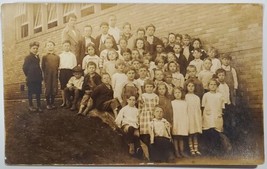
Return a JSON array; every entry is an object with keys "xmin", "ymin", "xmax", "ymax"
[
  {"xmin": 23, "ymin": 41, "xmax": 43, "ymax": 112},
  {"xmin": 79, "ymin": 24, "xmax": 97, "ymax": 59}
]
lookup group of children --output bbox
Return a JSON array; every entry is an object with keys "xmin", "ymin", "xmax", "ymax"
[{"xmin": 23, "ymin": 18, "xmax": 239, "ymax": 162}]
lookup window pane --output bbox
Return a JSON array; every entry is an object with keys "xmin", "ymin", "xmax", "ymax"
[
  {"xmin": 33, "ymin": 4, "xmax": 42, "ymax": 28},
  {"xmin": 81, "ymin": 6, "xmax": 94, "ymax": 17},
  {"xmin": 101, "ymin": 4, "xmax": 117, "ymax": 10},
  {"xmin": 47, "ymin": 4, "xmax": 57, "ymax": 23},
  {"xmin": 63, "ymin": 4, "xmax": 75, "ymax": 15}
]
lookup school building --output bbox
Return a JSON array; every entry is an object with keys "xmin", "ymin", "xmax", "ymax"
[{"xmin": 2, "ymin": 3, "xmax": 263, "ymax": 124}]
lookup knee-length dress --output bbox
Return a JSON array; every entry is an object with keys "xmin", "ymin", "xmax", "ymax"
[
  {"xmin": 202, "ymin": 92, "xmax": 225, "ymax": 132},
  {"xmin": 172, "ymin": 100, "xmax": 189, "ymax": 136},
  {"xmin": 139, "ymin": 93, "xmax": 159, "ymax": 135},
  {"xmin": 185, "ymin": 93, "xmax": 202, "ymax": 134}
]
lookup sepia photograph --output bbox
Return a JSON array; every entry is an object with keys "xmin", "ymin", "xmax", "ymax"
[{"xmin": 1, "ymin": 1, "xmax": 264, "ymax": 167}]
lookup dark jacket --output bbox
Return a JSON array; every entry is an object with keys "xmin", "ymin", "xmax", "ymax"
[
  {"xmin": 79, "ymin": 36, "xmax": 97, "ymax": 59},
  {"xmin": 23, "ymin": 53, "xmax": 43, "ymax": 83},
  {"xmin": 91, "ymin": 83, "xmax": 114, "ymax": 109},
  {"xmin": 82, "ymin": 73, "xmax": 102, "ymax": 91},
  {"xmin": 144, "ymin": 36, "xmax": 163, "ymax": 56}
]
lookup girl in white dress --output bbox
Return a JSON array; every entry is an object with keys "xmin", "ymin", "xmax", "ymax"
[
  {"xmin": 185, "ymin": 80, "xmax": 202, "ymax": 156},
  {"xmin": 171, "ymin": 87, "xmax": 189, "ymax": 158}
]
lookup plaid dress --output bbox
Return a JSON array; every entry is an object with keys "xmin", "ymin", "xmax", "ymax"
[{"xmin": 139, "ymin": 93, "xmax": 159, "ymax": 135}]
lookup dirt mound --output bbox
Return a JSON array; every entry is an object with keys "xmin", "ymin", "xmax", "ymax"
[{"xmin": 5, "ymin": 100, "xmax": 142, "ymax": 165}]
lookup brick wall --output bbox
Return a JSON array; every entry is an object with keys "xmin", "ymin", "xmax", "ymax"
[{"xmin": 2, "ymin": 4, "xmax": 263, "ymax": 121}]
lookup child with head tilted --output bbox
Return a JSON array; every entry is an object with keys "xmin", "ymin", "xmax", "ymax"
[
  {"xmin": 63, "ymin": 65, "xmax": 84, "ymax": 111},
  {"xmin": 155, "ymin": 82, "xmax": 173, "ymax": 124},
  {"xmin": 82, "ymin": 43, "xmax": 100, "ymax": 74},
  {"xmin": 99, "ymin": 37, "xmax": 116, "ymax": 74},
  {"xmin": 184, "ymin": 80, "xmax": 202, "ymax": 156},
  {"xmin": 112, "ymin": 59, "xmax": 128, "ymax": 104},
  {"xmin": 103, "ymin": 49, "xmax": 119, "ymax": 77},
  {"xmin": 59, "ymin": 40, "xmax": 77, "ymax": 107},
  {"xmin": 42, "ymin": 41, "xmax": 60, "ymax": 110},
  {"xmin": 189, "ymin": 48, "xmax": 204, "ymax": 75},
  {"xmin": 208, "ymin": 47, "xmax": 221, "ymax": 74},
  {"xmin": 115, "ymin": 95, "xmax": 141, "ymax": 156},
  {"xmin": 198, "ymin": 58, "xmax": 214, "ymax": 92},
  {"xmin": 138, "ymin": 79, "xmax": 159, "ymax": 160},
  {"xmin": 184, "ymin": 65, "xmax": 204, "ymax": 99},
  {"xmin": 91, "ymin": 73, "xmax": 121, "ymax": 117},
  {"xmin": 171, "ymin": 87, "xmax": 189, "ymax": 158},
  {"xmin": 166, "ymin": 61, "xmax": 185, "ymax": 88},
  {"xmin": 149, "ymin": 106, "xmax": 174, "ymax": 162},
  {"xmin": 78, "ymin": 61, "xmax": 102, "ymax": 115},
  {"xmin": 221, "ymin": 53, "xmax": 238, "ymax": 106},
  {"xmin": 202, "ymin": 78, "xmax": 226, "ymax": 154},
  {"xmin": 121, "ymin": 67, "xmax": 142, "ymax": 107},
  {"xmin": 23, "ymin": 41, "xmax": 43, "ymax": 112}
]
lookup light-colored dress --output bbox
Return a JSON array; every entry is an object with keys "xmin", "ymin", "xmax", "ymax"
[
  {"xmin": 172, "ymin": 100, "xmax": 189, "ymax": 136},
  {"xmin": 111, "ymin": 72, "xmax": 128, "ymax": 103},
  {"xmin": 139, "ymin": 93, "xmax": 159, "ymax": 135},
  {"xmin": 202, "ymin": 92, "xmax": 225, "ymax": 132},
  {"xmin": 185, "ymin": 93, "xmax": 202, "ymax": 134}
]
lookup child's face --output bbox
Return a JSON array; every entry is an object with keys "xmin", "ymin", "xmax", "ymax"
[
  {"xmin": 84, "ymin": 27, "xmax": 92, "ymax": 37},
  {"xmin": 167, "ymin": 54, "xmax": 176, "ymax": 62},
  {"xmin": 102, "ymin": 74, "xmax": 111, "ymax": 84},
  {"xmin": 164, "ymin": 74, "xmax": 173, "ymax": 84},
  {"xmin": 173, "ymin": 45, "xmax": 182, "ymax": 54},
  {"xmin": 136, "ymin": 40, "xmax": 144, "ymax": 49},
  {"xmin": 117, "ymin": 64, "xmax": 125, "ymax": 72},
  {"xmin": 157, "ymin": 60, "xmax": 165, "ymax": 69},
  {"xmin": 146, "ymin": 27, "xmax": 155, "ymax": 36},
  {"xmin": 63, "ymin": 43, "xmax": 71, "ymax": 52},
  {"xmin": 132, "ymin": 50, "xmax": 140, "ymax": 60},
  {"xmin": 30, "ymin": 45, "xmax": 39, "ymax": 54},
  {"xmin": 87, "ymin": 65, "xmax": 96, "ymax": 74},
  {"xmin": 193, "ymin": 51, "xmax": 202, "ymax": 59},
  {"xmin": 162, "ymin": 38, "xmax": 168, "ymax": 46},
  {"xmin": 158, "ymin": 85, "xmax": 167, "ymax": 96},
  {"xmin": 208, "ymin": 80, "xmax": 218, "ymax": 92},
  {"xmin": 156, "ymin": 45, "xmax": 164, "ymax": 53},
  {"xmin": 87, "ymin": 46, "xmax": 95, "ymax": 56},
  {"xmin": 187, "ymin": 83, "xmax": 195, "ymax": 93},
  {"xmin": 137, "ymin": 31, "xmax": 145, "ymax": 38},
  {"xmin": 127, "ymin": 96, "xmax": 136, "ymax": 107},
  {"xmin": 119, "ymin": 40, "xmax": 127, "ymax": 49},
  {"xmin": 74, "ymin": 72, "xmax": 82, "ymax": 79},
  {"xmin": 154, "ymin": 107, "xmax": 163, "ymax": 120},
  {"xmin": 208, "ymin": 50, "xmax": 216, "ymax": 58},
  {"xmin": 105, "ymin": 39, "xmax": 113, "ymax": 49},
  {"xmin": 222, "ymin": 58, "xmax": 230, "ymax": 66},
  {"xmin": 145, "ymin": 84, "xmax": 154, "ymax": 93},
  {"xmin": 176, "ymin": 37, "xmax": 182, "ymax": 44},
  {"xmin": 123, "ymin": 25, "xmax": 131, "ymax": 34},
  {"xmin": 132, "ymin": 61, "xmax": 141, "ymax": 70},
  {"xmin": 154, "ymin": 70, "xmax": 164, "ymax": 81},
  {"xmin": 122, "ymin": 52, "xmax": 131, "ymax": 61},
  {"xmin": 183, "ymin": 38, "xmax": 190, "ymax": 46},
  {"xmin": 217, "ymin": 72, "xmax": 225, "ymax": 83},
  {"xmin": 173, "ymin": 89, "xmax": 182, "ymax": 100},
  {"xmin": 138, "ymin": 68, "xmax": 148, "ymax": 78},
  {"xmin": 169, "ymin": 34, "xmax": 176, "ymax": 43},
  {"xmin": 143, "ymin": 59, "xmax": 150, "ymax": 68},
  {"xmin": 192, "ymin": 40, "xmax": 201, "ymax": 49},
  {"xmin": 126, "ymin": 70, "xmax": 135, "ymax": 81},
  {"xmin": 101, "ymin": 25, "xmax": 109, "ymax": 34},
  {"xmin": 188, "ymin": 67, "xmax": 197, "ymax": 78},
  {"xmin": 46, "ymin": 42, "xmax": 55, "ymax": 52},
  {"xmin": 203, "ymin": 60, "xmax": 212, "ymax": 70},
  {"xmin": 108, "ymin": 51, "xmax": 117, "ymax": 61},
  {"xmin": 168, "ymin": 63, "xmax": 177, "ymax": 73}
]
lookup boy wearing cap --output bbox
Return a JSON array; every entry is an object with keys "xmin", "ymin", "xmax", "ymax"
[
  {"xmin": 63, "ymin": 65, "xmax": 84, "ymax": 111},
  {"xmin": 95, "ymin": 22, "xmax": 118, "ymax": 55},
  {"xmin": 23, "ymin": 41, "xmax": 43, "ymax": 112}
]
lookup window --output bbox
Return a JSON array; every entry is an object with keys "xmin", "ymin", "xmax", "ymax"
[
  {"xmin": 101, "ymin": 4, "xmax": 117, "ymax": 10},
  {"xmin": 33, "ymin": 4, "xmax": 42, "ymax": 34},
  {"xmin": 63, "ymin": 3, "xmax": 75, "ymax": 23},
  {"xmin": 15, "ymin": 4, "xmax": 28, "ymax": 39},
  {"xmin": 47, "ymin": 4, "xmax": 58, "ymax": 29},
  {"xmin": 81, "ymin": 3, "xmax": 94, "ymax": 17}
]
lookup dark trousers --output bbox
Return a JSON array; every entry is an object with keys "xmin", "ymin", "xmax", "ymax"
[
  {"xmin": 150, "ymin": 137, "xmax": 173, "ymax": 162},
  {"xmin": 64, "ymin": 88, "xmax": 82, "ymax": 105}
]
